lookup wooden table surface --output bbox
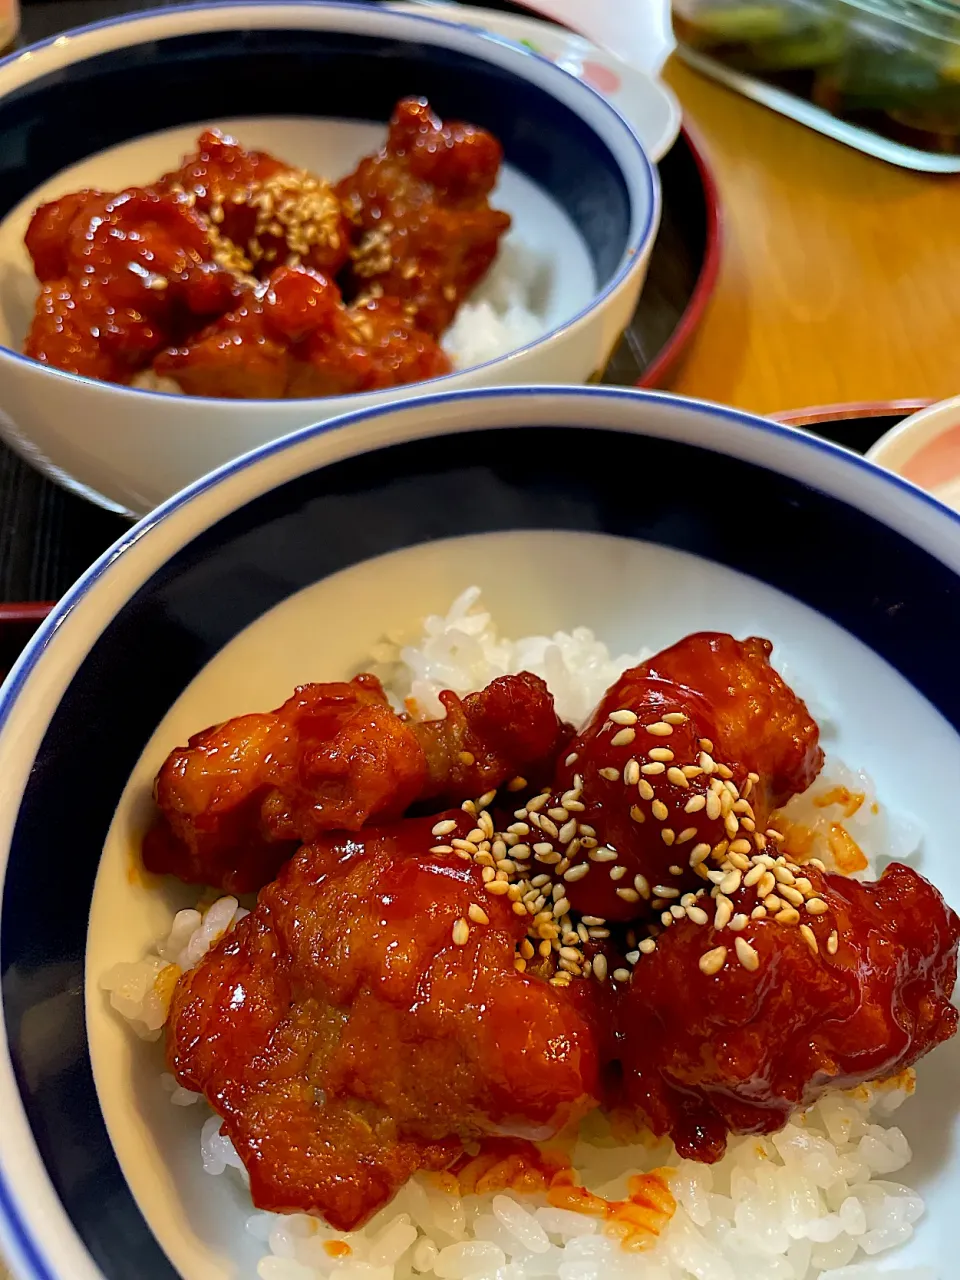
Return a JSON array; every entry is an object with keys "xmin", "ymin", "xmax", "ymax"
[{"xmin": 659, "ymin": 57, "xmax": 960, "ymax": 416}]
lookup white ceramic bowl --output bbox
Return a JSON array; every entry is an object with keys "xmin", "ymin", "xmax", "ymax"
[
  {"xmin": 0, "ymin": 2, "xmax": 660, "ymax": 517},
  {"xmin": 867, "ymin": 396, "xmax": 960, "ymax": 515},
  {"xmin": 0, "ymin": 385, "xmax": 958, "ymax": 1280}
]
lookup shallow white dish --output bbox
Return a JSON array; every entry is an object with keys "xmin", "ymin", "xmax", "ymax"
[
  {"xmin": 0, "ymin": 1, "xmax": 658, "ymax": 517},
  {"xmin": 0, "ymin": 385, "xmax": 958, "ymax": 1280},
  {"xmin": 390, "ymin": 1, "xmax": 683, "ymax": 161},
  {"xmin": 866, "ymin": 396, "xmax": 960, "ymax": 515}
]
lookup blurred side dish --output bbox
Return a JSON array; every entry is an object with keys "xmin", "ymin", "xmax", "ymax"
[
  {"xmin": 673, "ymin": 0, "xmax": 960, "ymax": 154},
  {"xmin": 22, "ymin": 98, "xmax": 510, "ymax": 398}
]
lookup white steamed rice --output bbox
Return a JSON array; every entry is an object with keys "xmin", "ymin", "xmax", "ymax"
[{"xmin": 101, "ymin": 589, "xmax": 934, "ymax": 1280}]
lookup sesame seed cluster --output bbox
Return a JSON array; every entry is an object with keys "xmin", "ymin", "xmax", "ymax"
[
  {"xmin": 434, "ymin": 706, "xmax": 839, "ymax": 988},
  {"xmin": 182, "ymin": 169, "xmax": 344, "ymax": 278}
]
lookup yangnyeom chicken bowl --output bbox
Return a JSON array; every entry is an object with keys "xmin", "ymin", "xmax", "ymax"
[{"xmin": 100, "ymin": 587, "xmax": 959, "ymax": 1280}]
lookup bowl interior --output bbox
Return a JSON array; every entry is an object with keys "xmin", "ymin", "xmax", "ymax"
[
  {"xmin": 0, "ymin": 116, "xmax": 595, "ymax": 354},
  {"xmin": 0, "ymin": 10, "xmax": 646, "ymax": 366},
  {"xmin": 2, "ymin": 392, "xmax": 959, "ymax": 1280}
]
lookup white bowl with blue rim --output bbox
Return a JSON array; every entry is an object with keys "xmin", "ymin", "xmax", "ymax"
[
  {"xmin": 0, "ymin": 1, "xmax": 659, "ymax": 519},
  {"xmin": 0, "ymin": 385, "xmax": 958, "ymax": 1279}
]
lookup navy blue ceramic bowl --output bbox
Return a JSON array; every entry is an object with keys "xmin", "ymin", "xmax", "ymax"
[
  {"xmin": 0, "ymin": 1, "xmax": 658, "ymax": 515},
  {"xmin": 1, "ymin": 386, "xmax": 959, "ymax": 1279}
]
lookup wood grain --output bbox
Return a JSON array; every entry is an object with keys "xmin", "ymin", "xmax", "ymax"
[{"xmin": 660, "ymin": 57, "xmax": 960, "ymax": 415}]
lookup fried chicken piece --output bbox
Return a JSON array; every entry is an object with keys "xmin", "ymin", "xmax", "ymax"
[
  {"xmin": 337, "ymin": 97, "xmax": 511, "ymax": 335},
  {"xmin": 157, "ymin": 129, "xmax": 352, "ymax": 280},
  {"xmin": 542, "ymin": 634, "xmax": 824, "ymax": 922},
  {"xmin": 153, "ymin": 264, "xmax": 451, "ymax": 398},
  {"xmin": 24, "ymin": 187, "xmax": 239, "ymax": 382},
  {"xmin": 617, "ymin": 861, "xmax": 960, "ymax": 1161},
  {"xmin": 167, "ymin": 811, "xmax": 599, "ymax": 1229},
  {"xmin": 143, "ymin": 672, "xmax": 566, "ymax": 892}
]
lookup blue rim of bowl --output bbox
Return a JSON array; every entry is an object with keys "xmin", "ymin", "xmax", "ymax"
[
  {"xmin": 0, "ymin": 0, "xmax": 660, "ymax": 409},
  {"xmin": 1, "ymin": 382, "xmax": 960, "ymax": 1280}
]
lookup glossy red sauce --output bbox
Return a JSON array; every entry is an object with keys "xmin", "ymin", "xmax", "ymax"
[{"xmin": 23, "ymin": 98, "xmax": 510, "ymax": 397}]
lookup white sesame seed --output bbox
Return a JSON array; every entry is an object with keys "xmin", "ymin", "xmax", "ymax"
[
  {"xmin": 588, "ymin": 847, "xmax": 618, "ymax": 862},
  {"xmin": 757, "ymin": 871, "xmax": 776, "ymax": 899},
  {"xmin": 611, "ymin": 728, "xmax": 637, "ymax": 748},
  {"xmin": 690, "ymin": 842, "xmax": 712, "ymax": 867},
  {"xmin": 827, "ymin": 930, "xmax": 839, "ymax": 955},
  {"xmin": 735, "ymin": 936, "xmax": 760, "ymax": 971},
  {"xmin": 652, "ymin": 800, "xmax": 669, "ymax": 821},
  {"xmin": 780, "ymin": 884, "xmax": 805, "ymax": 907},
  {"xmin": 728, "ymin": 913, "xmax": 748, "ymax": 932},
  {"xmin": 539, "ymin": 817, "xmax": 560, "ymax": 840},
  {"xmin": 751, "ymin": 904, "xmax": 767, "ymax": 919},
  {"xmin": 629, "ymin": 804, "xmax": 646, "ymax": 824},
  {"xmin": 806, "ymin": 897, "xmax": 829, "ymax": 916},
  {"xmin": 637, "ymin": 779, "xmax": 656, "ymax": 802},
  {"xmin": 775, "ymin": 907, "xmax": 801, "ymax": 925},
  {"xmin": 676, "ymin": 827, "xmax": 698, "ymax": 844},
  {"xmin": 468, "ymin": 904, "xmax": 489, "ymax": 925},
  {"xmin": 559, "ymin": 819, "xmax": 577, "ymax": 844},
  {"xmin": 706, "ymin": 793, "xmax": 722, "ymax": 821},
  {"xmin": 563, "ymin": 863, "xmax": 590, "ymax": 883},
  {"xmin": 634, "ymin": 874, "xmax": 651, "ymax": 898},
  {"xmin": 582, "ymin": 915, "xmax": 606, "ymax": 927},
  {"xmin": 432, "ymin": 819, "xmax": 457, "ymax": 837},
  {"xmin": 593, "ymin": 954, "xmax": 609, "ymax": 981},
  {"xmin": 430, "ymin": 844, "xmax": 453, "ymax": 854},
  {"xmin": 599, "ymin": 767, "xmax": 620, "ymax": 782},
  {"xmin": 699, "ymin": 752, "xmax": 716, "ymax": 774},
  {"xmin": 553, "ymin": 896, "xmax": 571, "ymax": 917},
  {"xmin": 799, "ymin": 924, "xmax": 819, "ymax": 954},
  {"xmin": 638, "ymin": 939, "xmax": 657, "ymax": 955},
  {"xmin": 699, "ymin": 946, "xmax": 727, "ymax": 975},
  {"xmin": 452, "ymin": 919, "xmax": 469, "ymax": 945},
  {"xmin": 565, "ymin": 753, "xmax": 579, "ymax": 767},
  {"xmin": 623, "ymin": 760, "xmax": 641, "ymax": 786},
  {"xmin": 648, "ymin": 747, "xmax": 675, "ymax": 763},
  {"xmin": 667, "ymin": 767, "xmax": 690, "ymax": 789},
  {"xmin": 720, "ymin": 870, "xmax": 742, "ymax": 896},
  {"xmin": 661, "ymin": 829, "xmax": 676, "ymax": 846},
  {"xmin": 579, "ymin": 824, "xmax": 596, "ymax": 837},
  {"xmin": 670, "ymin": 864, "xmax": 684, "ymax": 876},
  {"xmin": 609, "ymin": 865, "xmax": 627, "ymax": 881},
  {"xmin": 645, "ymin": 722, "xmax": 674, "ymax": 737},
  {"xmin": 685, "ymin": 795, "xmax": 707, "ymax": 814},
  {"xmin": 610, "ymin": 709, "xmax": 638, "ymax": 725},
  {"xmin": 714, "ymin": 897, "xmax": 733, "ymax": 930},
  {"xmin": 486, "ymin": 880, "xmax": 509, "ymax": 895},
  {"xmin": 616, "ymin": 887, "xmax": 641, "ymax": 902},
  {"xmin": 687, "ymin": 905, "xmax": 709, "ymax": 926},
  {"xmin": 670, "ymin": 904, "xmax": 685, "ymax": 919},
  {"xmin": 653, "ymin": 885, "xmax": 680, "ymax": 899},
  {"xmin": 613, "ymin": 967, "xmax": 630, "ymax": 982},
  {"xmin": 662, "ymin": 711, "xmax": 687, "ymax": 725},
  {"xmin": 641, "ymin": 762, "xmax": 666, "ymax": 776},
  {"xmin": 533, "ymin": 842, "xmax": 554, "ymax": 856}
]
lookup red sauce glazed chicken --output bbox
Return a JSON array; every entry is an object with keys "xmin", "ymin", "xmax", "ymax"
[
  {"xmin": 167, "ymin": 811, "xmax": 599, "ymax": 1230},
  {"xmin": 152, "ymin": 631, "xmax": 960, "ymax": 1231},
  {"xmin": 23, "ymin": 98, "xmax": 510, "ymax": 397}
]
